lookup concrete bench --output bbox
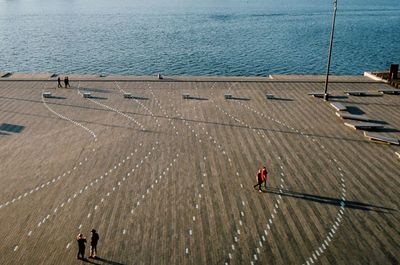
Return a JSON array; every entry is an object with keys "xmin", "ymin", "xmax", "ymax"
[
  {"xmin": 344, "ymin": 90, "xmax": 369, "ymax": 96},
  {"xmin": 364, "ymin": 131, "xmax": 399, "ymax": 145},
  {"xmin": 42, "ymin": 92, "xmax": 52, "ymax": 98},
  {"xmin": 377, "ymin": 88, "xmax": 400, "ymax": 95},
  {"xmin": 330, "ymin": 102, "xmax": 346, "ymax": 111},
  {"xmin": 344, "ymin": 122, "xmax": 384, "ymax": 130},
  {"xmin": 123, "ymin": 93, "xmax": 132, "ymax": 99},
  {"xmin": 335, "ymin": 112, "xmax": 372, "ymax": 122},
  {"xmin": 266, "ymin": 93, "xmax": 275, "ymax": 99},
  {"xmin": 182, "ymin": 93, "xmax": 190, "ymax": 99},
  {"xmin": 308, "ymin": 92, "xmax": 330, "ymax": 98},
  {"xmin": 224, "ymin": 93, "xmax": 233, "ymax": 99},
  {"xmin": 83, "ymin": 92, "xmax": 92, "ymax": 98}
]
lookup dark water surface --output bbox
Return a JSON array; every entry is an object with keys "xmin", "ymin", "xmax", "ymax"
[{"xmin": 0, "ymin": 0, "xmax": 399, "ymax": 76}]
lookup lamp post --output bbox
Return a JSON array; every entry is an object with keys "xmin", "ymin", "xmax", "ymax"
[{"xmin": 323, "ymin": 0, "xmax": 338, "ymax": 101}]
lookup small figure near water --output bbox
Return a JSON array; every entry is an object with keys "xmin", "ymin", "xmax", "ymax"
[
  {"xmin": 57, "ymin": 77, "xmax": 62, "ymax": 88},
  {"xmin": 76, "ymin": 233, "xmax": 87, "ymax": 259},
  {"xmin": 89, "ymin": 229, "xmax": 99, "ymax": 259},
  {"xmin": 64, "ymin": 76, "xmax": 71, "ymax": 88}
]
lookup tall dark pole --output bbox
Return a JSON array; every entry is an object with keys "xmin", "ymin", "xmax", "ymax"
[{"xmin": 323, "ymin": 0, "xmax": 338, "ymax": 101}]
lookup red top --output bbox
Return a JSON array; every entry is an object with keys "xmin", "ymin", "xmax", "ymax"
[{"xmin": 261, "ymin": 168, "xmax": 268, "ymax": 181}]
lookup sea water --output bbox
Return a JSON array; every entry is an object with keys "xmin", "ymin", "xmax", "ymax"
[{"xmin": 0, "ymin": 0, "xmax": 399, "ymax": 76}]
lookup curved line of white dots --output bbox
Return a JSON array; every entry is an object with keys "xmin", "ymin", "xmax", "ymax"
[
  {"xmin": 207, "ymin": 84, "xmax": 288, "ymax": 264},
  {"xmin": 12, "ymin": 141, "xmax": 159, "ymax": 253},
  {"xmin": 65, "ymin": 149, "xmax": 180, "ymax": 249},
  {"xmin": 151, "ymin": 84, "xmax": 250, "ymax": 262},
  {"xmin": 234, "ymin": 99, "xmax": 347, "ymax": 265},
  {"xmin": 12, "ymin": 86, "xmax": 165, "ymax": 253},
  {"xmin": 184, "ymin": 181, "xmax": 205, "ymax": 256},
  {"xmin": 77, "ymin": 88, "xmax": 146, "ymax": 131},
  {"xmin": 1, "ymin": 91, "xmax": 99, "ymax": 211},
  {"xmin": 0, "ymin": 154, "xmax": 93, "ymax": 211},
  {"xmin": 65, "ymin": 83, "xmax": 180, "ymax": 250},
  {"xmin": 147, "ymin": 85, "xmax": 180, "ymax": 135},
  {"xmin": 162, "ymin": 86, "xmax": 212, "ymax": 255},
  {"xmin": 114, "ymin": 82, "xmax": 157, "ymax": 120},
  {"xmin": 250, "ymin": 161, "xmax": 286, "ymax": 265},
  {"xmin": 42, "ymin": 90, "xmax": 97, "ymax": 140}
]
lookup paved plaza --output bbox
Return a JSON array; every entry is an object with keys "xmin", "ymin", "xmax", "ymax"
[{"xmin": 0, "ymin": 75, "xmax": 399, "ymax": 264}]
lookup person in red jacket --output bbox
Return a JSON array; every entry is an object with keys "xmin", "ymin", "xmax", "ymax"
[{"xmin": 261, "ymin": 166, "xmax": 268, "ymax": 190}]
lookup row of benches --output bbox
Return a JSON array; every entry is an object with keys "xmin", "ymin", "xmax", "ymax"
[
  {"xmin": 182, "ymin": 92, "xmax": 277, "ymax": 100},
  {"xmin": 345, "ymin": 88, "xmax": 400, "ymax": 96},
  {"xmin": 309, "ymin": 88, "xmax": 399, "ymax": 98},
  {"xmin": 332, "ymin": 102, "xmax": 399, "ymax": 146}
]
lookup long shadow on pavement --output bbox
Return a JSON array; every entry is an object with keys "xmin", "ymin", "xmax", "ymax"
[
  {"xmin": 265, "ymin": 187, "xmax": 397, "ymax": 214},
  {"xmin": 92, "ymin": 257, "xmax": 125, "ymax": 265}
]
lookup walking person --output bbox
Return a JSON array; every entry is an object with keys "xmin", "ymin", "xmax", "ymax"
[
  {"xmin": 89, "ymin": 229, "xmax": 99, "ymax": 258},
  {"xmin": 76, "ymin": 233, "xmax": 87, "ymax": 260},
  {"xmin": 253, "ymin": 169, "xmax": 263, "ymax": 192},
  {"xmin": 261, "ymin": 166, "xmax": 268, "ymax": 190},
  {"xmin": 57, "ymin": 77, "xmax": 62, "ymax": 88},
  {"xmin": 64, "ymin": 76, "xmax": 70, "ymax": 88}
]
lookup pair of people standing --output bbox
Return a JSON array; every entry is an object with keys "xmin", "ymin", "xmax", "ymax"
[
  {"xmin": 253, "ymin": 166, "xmax": 268, "ymax": 192},
  {"xmin": 76, "ymin": 229, "xmax": 99, "ymax": 259},
  {"xmin": 57, "ymin": 76, "xmax": 70, "ymax": 88}
]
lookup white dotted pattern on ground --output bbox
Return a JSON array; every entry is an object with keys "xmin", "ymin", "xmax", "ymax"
[{"xmin": 232, "ymin": 91, "xmax": 347, "ymax": 265}]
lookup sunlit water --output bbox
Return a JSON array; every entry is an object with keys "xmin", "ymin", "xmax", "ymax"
[{"xmin": 0, "ymin": 0, "xmax": 399, "ymax": 76}]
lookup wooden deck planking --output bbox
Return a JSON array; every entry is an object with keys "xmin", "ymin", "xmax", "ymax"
[
  {"xmin": 219, "ymin": 85, "xmax": 340, "ymax": 262},
  {"xmin": 0, "ymin": 79, "xmax": 399, "ymax": 265}
]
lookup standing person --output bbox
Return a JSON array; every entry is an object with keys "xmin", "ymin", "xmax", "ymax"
[
  {"xmin": 64, "ymin": 76, "xmax": 71, "ymax": 88},
  {"xmin": 76, "ymin": 233, "xmax": 87, "ymax": 260},
  {"xmin": 57, "ymin": 77, "xmax": 62, "ymax": 88},
  {"xmin": 253, "ymin": 169, "xmax": 263, "ymax": 192},
  {"xmin": 89, "ymin": 229, "xmax": 99, "ymax": 258},
  {"xmin": 261, "ymin": 166, "xmax": 268, "ymax": 190}
]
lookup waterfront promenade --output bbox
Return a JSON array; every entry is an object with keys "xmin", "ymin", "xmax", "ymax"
[{"xmin": 0, "ymin": 75, "xmax": 399, "ymax": 264}]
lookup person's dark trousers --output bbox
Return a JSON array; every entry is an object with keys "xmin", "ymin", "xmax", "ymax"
[
  {"xmin": 90, "ymin": 244, "xmax": 97, "ymax": 257},
  {"xmin": 78, "ymin": 247, "xmax": 85, "ymax": 259},
  {"xmin": 253, "ymin": 178, "xmax": 262, "ymax": 191}
]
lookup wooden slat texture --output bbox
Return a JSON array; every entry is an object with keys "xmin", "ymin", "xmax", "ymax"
[{"xmin": 0, "ymin": 77, "xmax": 399, "ymax": 265}]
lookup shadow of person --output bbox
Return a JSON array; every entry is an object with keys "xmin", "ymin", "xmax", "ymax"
[
  {"xmin": 80, "ymin": 257, "xmax": 100, "ymax": 264},
  {"xmin": 265, "ymin": 186, "xmax": 397, "ymax": 214},
  {"xmin": 93, "ymin": 257, "xmax": 126, "ymax": 265}
]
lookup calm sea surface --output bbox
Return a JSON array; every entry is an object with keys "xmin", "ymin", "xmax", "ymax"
[{"xmin": 0, "ymin": 0, "xmax": 399, "ymax": 76}]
